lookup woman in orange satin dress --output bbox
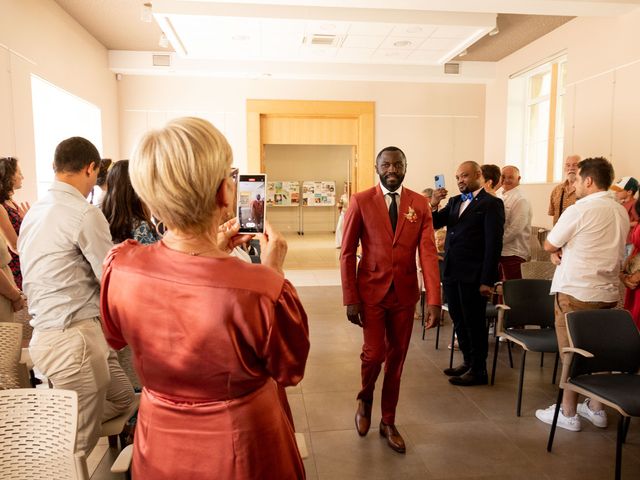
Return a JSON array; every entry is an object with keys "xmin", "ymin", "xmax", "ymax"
[{"xmin": 100, "ymin": 117, "xmax": 309, "ymax": 479}]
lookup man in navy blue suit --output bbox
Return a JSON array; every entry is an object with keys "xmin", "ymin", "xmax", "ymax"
[{"xmin": 431, "ymin": 161, "xmax": 505, "ymax": 386}]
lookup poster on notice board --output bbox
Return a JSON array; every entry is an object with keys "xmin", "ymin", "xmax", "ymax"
[
  {"xmin": 302, "ymin": 181, "xmax": 336, "ymax": 206},
  {"xmin": 267, "ymin": 181, "xmax": 300, "ymax": 206}
]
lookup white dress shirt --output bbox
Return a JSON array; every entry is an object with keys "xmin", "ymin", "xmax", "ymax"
[
  {"xmin": 379, "ymin": 183, "xmax": 403, "ymax": 213},
  {"xmin": 18, "ymin": 181, "xmax": 113, "ymax": 330},
  {"xmin": 548, "ymin": 191, "xmax": 629, "ymax": 303},
  {"xmin": 498, "ymin": 186, "xmax": 532, "ymax": 259},
  {"xmin": 458, "ymin": 187, "xmax": 483, "ymax": 217}
]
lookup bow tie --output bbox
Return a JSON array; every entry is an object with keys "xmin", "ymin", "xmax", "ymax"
[{"xmin": 460, "ymin": 192, "xmax": 474, "ymax": 201}]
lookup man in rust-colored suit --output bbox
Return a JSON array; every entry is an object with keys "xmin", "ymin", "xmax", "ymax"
[{"xmin": 340, "ymin": 146, "xmax": 441, "ymax": 453}]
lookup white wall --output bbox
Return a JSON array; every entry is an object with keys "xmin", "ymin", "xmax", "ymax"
[
  {"xmin": 0, "ymin": 0, "xmax": 119, "ymax": 203},
  {"xmin": 485, "ymin": 8, "xmax": 640, "ymax": 228},
  {"xmin": 117, "ymin": 76, "xmax": 486, "ymax": 195}
]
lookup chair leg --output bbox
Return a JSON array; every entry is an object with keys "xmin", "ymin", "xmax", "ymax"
[
  {"xmin": 516, "ymin": 350, "xmax": 527, "ymax": 417},
  {"xmin": 507, "ymin": 341, "xmax": 513, "ymax": 368},
  {"xmin": 108, "ymin": 434, "xmax": 118, "ymax": 448},
  {"xmin": 623, "ymin": 417, "xmax": 631, "ymax": 444},
  {"xmin": 449, "ymin": 327, "xmax": 455, "ymax": 369},
  {"xmin": 551, "ymin": 353, "xmax": 560, "ymax": 385},
  {"xmin": 490, "ymin": 335, "xmax": 500, "ymax": 386},
  {"xmin": 616, "ymin": 415, "xmax": 624, "ymax": 480},
  {"xmin": 540, "ymin": 352, "xmax": 544, "ymax": 367},
  {"xmin": 547, "ymin": 388, "xmax": 564, "ymax": 452},
  {"xmin": 434, "ymin": 314, "xmax": 441, "ymax": 349}
]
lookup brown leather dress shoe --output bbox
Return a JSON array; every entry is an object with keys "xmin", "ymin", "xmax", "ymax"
[
  {"xmin": 355, "ymin": 400, "xmax": 372, "ymax": 436},
  {"xmin": 379, "ymin": 421, "xmax": 406, "ymax": 453}
]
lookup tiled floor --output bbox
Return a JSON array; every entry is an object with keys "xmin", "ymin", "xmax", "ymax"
[{"xmin": 91, "ymin": 234, "xmax": 640, "ymax": 479}]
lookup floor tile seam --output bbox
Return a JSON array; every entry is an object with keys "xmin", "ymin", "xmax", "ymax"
[{"xmin": 299, "ymin": 390, "xmax": 322, "ymax": 480}]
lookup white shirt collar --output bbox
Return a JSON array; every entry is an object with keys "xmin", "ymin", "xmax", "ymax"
[{"xmin": 379, "ymin": 183, "xmax": 403, "ymax": 197}]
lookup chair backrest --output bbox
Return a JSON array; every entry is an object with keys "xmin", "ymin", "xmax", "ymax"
[
  {"xmin": 567, "ymin": 309, "xmax": 640, "ymax": 377},
  {"xmin": 502, "ymin": 279, "xmax": 554, "ymax": 329},
  {"xmin": 521, "ymin": 261, "xmax": 555, "ymax": 280},
  {"xmin": 0, "ymin": 388, "xmax": 84, "ymax": 480},
  {"xmin": 0, "ymin": 322, "xmax": 23, "ymax": 390}
]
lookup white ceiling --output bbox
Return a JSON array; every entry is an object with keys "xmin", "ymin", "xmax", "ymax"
[
  {"xmin": 156, "ymin": 11, "xmax": 494, "ymax": 66},
  {"xmin": 55, "ymin": 0, "xmax": 640, "ymax": 83}
]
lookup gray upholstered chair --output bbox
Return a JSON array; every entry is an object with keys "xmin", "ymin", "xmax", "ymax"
[
  {"xmin": 546, "ymin": 309, "xmax": 640, "ymax": 480},
  {"xmin": 492, "ymin": 279, "xmax": 559, "ymax": 416}
]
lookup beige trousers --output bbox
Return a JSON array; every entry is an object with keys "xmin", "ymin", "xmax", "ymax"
[{"xmin": 30, "ymin": 318, "xmax": 135, "ymax": 455}]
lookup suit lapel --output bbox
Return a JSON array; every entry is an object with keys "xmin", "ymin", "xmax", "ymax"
[
  {"xmin": 458, "ymin": 188, "xmax": 485, "ymax": 220},
  {"xmin": 374, "ymin": 185, "xmax": 394, "ymax": 240},
  {"xmin": 393, "ymin": 189, "xmax": 411, "ymax": 244}
]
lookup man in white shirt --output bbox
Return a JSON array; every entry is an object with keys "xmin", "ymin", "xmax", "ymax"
[
  {"xmin": 19, "ymin": 137, "xmax": 135, "ymax": 455},
  {"xmin": 535, "ymin": 157, "xmax": 628, "ymax": 432},
  {"xmin": 498, "ymin": 166, "xmax": 532, "ymax": 279}
]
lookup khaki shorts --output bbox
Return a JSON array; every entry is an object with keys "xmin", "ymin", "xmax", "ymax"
[{"xmin": 554, "ymin": 292, "xmax": 616, "ymax": 361}]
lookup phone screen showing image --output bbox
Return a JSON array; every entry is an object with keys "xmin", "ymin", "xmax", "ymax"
[
  {"xmin": 435, "ymin": 174, "xmax": 445, "ymax": 189},
  {"xmin": 237, "ymin": 174, "xmax": 267, "ymax": 234}
]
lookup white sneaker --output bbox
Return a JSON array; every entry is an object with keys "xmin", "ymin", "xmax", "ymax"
[
  {"xmin": 535, "ymin": 404, "xmax": 581, "ymax": 432},
  {"xmin": 577, "ymin": 398, "xmax": 608, "ymax": 428}
]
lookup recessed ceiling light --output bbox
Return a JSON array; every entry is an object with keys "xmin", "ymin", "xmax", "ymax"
[
  {"xmin": 489, "ymin": 27, "xmax": 500, "ymax": 36},
  {"xmin": 393, "ymin": 40, "xmax": 412, "ymax": 48},
  {"xmin": 232, "ymin": 35, "xmax": 251, "ymax": 42},
  {"xmin": 406, "ymin": 26, "xmax": 422, "ymax": 34}
]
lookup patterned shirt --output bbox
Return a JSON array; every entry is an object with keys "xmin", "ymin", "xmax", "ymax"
[
  {"xmin": 4, "ymin": 202, "xmax": 22, "ymax": 289},
  {"xmin": 132, "ymin": 220, "xmax": 160, "ymax": 245},
  {"xmin": 548, "ymin": 180, "xmax": 577, "ymax": 225}
]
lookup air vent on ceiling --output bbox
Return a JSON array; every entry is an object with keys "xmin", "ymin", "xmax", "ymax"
[
  {"xmin": 444, "ymin": 63, "xmax": 460, "ymax": 75},
  {"xmin": 152, "ymin": 54, "xmax": 171, "ymax": 67},
  {"xmin": 303, "ymin": 34, "xmax": 343, "ymax": 47}
]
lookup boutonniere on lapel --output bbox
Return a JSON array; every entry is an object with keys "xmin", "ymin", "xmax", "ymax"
[{"xmin": 404, "ymin": 206, "xmax": 418, "ymax": 223}]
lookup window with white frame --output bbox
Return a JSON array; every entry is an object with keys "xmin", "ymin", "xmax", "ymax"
[
  {"xmin": 31, "ymin": 75, "xmax": 102, "ymax": 199},
  {"xmin": 505, "ymin": 55, "xmax": 567, "ymax": 183}
]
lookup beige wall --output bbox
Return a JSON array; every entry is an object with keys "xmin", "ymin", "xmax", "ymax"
[
  {"xmin": 118, "ymin": 76, "xmax": 486, "ymax": 196},
  {"xmin": 0, "ymin": 0, "xmax": 119, "ymax": 203},
  {"xmin": 264, "ymin": 145, "xmax": 350, "ymax": 233},
  {"xmin": 485, "ymin": 9, "xmax": 640, "ymax": 228}
]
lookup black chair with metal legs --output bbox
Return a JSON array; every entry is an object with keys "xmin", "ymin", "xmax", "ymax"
[
  {"xmin": 492, "ymin": 279, "xmax": 559, "ymax": 416},
  {"xmin": 546, "ymin": 309, "xmax": 640, "ymax": 480}
]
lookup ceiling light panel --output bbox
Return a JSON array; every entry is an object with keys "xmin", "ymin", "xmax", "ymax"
[
  {"xmin": 341, "ymin": 35, "xmax": 386, "ymax": 49},
  {"xmin": 380, "ymin": 36, "xmax": 424, "ymax": 49},
  {"xmin": 335, "ymin": 48, "xmax": 375, "ymax": 61},
  {"xmin": 372, "ymin": 49, "xmax": 411, "ymax": 61},
  {"xmin": 390, "ymin": 24, "xmax": 437, "ymax": 37}
]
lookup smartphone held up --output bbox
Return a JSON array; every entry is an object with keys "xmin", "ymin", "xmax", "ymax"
[
  {"xmin": 237, "ymin": 174, "xmax": 267, "ymax": 234},
  {"xmin": 434, "ymin": 174, "xmax": 445, "ymax": 189}
]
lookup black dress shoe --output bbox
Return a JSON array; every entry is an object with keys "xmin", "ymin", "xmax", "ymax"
[
  {"xmin": 449, "ymin": 371, "xmax": 489, "ymax": 386},
  {"xmin": 379, "ymin": 421, "xmax": 406, "ymax": 453},
  {"xmin": 355, "ymin": 400, "xmax": 372, "ymax": 436},
  {"xmin": 443, "ymin": 363, "xmax": 470, "ymax": 377}
]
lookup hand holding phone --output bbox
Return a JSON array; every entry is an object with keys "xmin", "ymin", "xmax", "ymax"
[{"xmin": 237, "ymin": 174, "xmax": 267, "ymax": 234}]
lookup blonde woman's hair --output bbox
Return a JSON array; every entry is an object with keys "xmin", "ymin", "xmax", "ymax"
[{"xmin": 130, "ymin": 117, "xmax": 232, "ymax": 235}]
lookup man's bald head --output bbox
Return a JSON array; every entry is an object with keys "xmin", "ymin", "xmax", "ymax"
[{"xmin": 455, "ymin": 161, "xmax": 483, "ymax": 194}]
